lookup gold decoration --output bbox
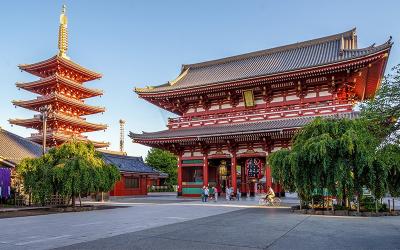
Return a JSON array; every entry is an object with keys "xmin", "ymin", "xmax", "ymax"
[
  {"xmin": 58, "ymin": 5, "xmax": 69, "ymax": 59},
  {"xmin": 243, "ymin": 89, "xmax": 255, "ymax": 107},
  {"xmin": 218, "ymin": 160, "xmax": 227, "ymax": 176},
  {"xmin": 169, "ymin": 68, "xmax": 189, "ymax": 86}
]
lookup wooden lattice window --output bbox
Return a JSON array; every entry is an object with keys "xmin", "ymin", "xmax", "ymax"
[{"xmin": 125, "ymin": 177, "xmax": 139, "ymax": 188}]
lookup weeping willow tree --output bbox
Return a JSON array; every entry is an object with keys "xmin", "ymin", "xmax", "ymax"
[
  {"xmin": 17, "ymin": 141, "xmax": 120, "ymax": 206},
  {"xmin": 376, "ymin": 144, "xmax": 400, "ymax": 197},
  {"xmin": 17, "ymin": 155, "xmax": 54, "ymax": 205},
  {"xmin": 269, "ymin": 117, "xmax": 383, "ymax": 208}
]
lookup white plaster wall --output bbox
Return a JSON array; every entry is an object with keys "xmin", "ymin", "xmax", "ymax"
[
  {"xmin": 186, "ymin": 108, "xmax": 196, "ymax": 113},
  {"xmin": 319, "ymin": 90, "xmax": 331, "ymax": 97},
  {"xmin": 237, "ymin": 101, "xmax": 245, "ymax": 107},
  {"xmin": 305, "ymin": 92, "xmax": 317, "ymax": 98},
  {"xmin": 254, "ymin": 99, "xmax": 265, "ymax": 105},
  {"xmin": 221, "ymin": 103, "xmax": 231, "ymax": 109},
  {"xmin": 271, "ymin": 96, "xmax": 284, "ymax": 102},
  {"xmin": 286, "ymin": 95, "xmax": 300, "ymax": 101},
  {"xmin": 271, "ymin": 147, "xmax": 282, "ymax": 152},
  {"xmin": 193, "ymin": 151, "xmax": 203, "ymax": 157},
  {"xmin": 209, "ymin": 105, "xmax": 219, "ymax": 111}
]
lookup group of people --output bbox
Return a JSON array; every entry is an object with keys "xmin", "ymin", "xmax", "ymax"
[
  {"xmin": 201, "ymin": 185, "xmax": 276, "ymax": 203},
  {"xmin": 201, "ymin": 186, "xmax": 241, "ymax": 202}
]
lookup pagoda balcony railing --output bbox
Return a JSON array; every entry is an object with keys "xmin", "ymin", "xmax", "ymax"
[
  {"xmin": 33, "ymin": 113, "xmax": 87, "ymax": 121},
  {"xmin": 30, "ymin": 131, "xmax": 88, "ymax": 139},
  {"xmin": 34, "ymin": 94, "xmax": 85, "ymax": 103}
]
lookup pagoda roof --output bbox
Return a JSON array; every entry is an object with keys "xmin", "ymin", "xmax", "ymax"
[
  {"xmin": 0, "ymin": 128, "xmax": 42, "ymax": 166},
  {"xmin": 12, "ymin": 93, "xmax": 105, "ymax": 115},
  {"xmin": 16, "ymin": 74, "xmax": 103, "ymax": 98},
  {"xmin": 130, "ymin": 112, "xmax": 359, "ymax": 143},
  {"xmin": 28, "ymin": 132, "xmax": 109, "ymax": 148},
  {"xmin": 136, "ymin": 29, "xmax": 392, "ymax": 95},
  {"xmin": 18, "ymin": 55, "xmax": 102, "ymax": 82},
  {"xmin": 9, "ymin": 113, "xmax": 107, "ymax": 132}
]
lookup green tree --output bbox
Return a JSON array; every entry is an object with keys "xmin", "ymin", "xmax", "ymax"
[
  {"xmin": 361, "ymin": 64, "xmax": 400, "ymax": 141},
  {"xmin": 376, "ymin": 144, "xmax": 400, "ymax": 197},
  {"xmin": 269, "ymin": 118, "xmax": 382, "ymax": 207},
  {"xmin": 269, "ymin": 149, "xmax": 295, "ymax": 192},
  {"xmin": 360, "ymin": 63, "xmax": 400, "ymax": 199},
  {"xmin": 17, "ymin": 141, "xmax": 120, "ymax": 207},
  {"xmin": 145, "ymin": 148, "xmax": 177, "ymax": 188},
  {"xmin": 17, "ymin": 156, "xmax": 53, "ymax": 205}
]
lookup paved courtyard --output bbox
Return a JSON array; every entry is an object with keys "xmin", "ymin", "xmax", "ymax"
[{"xmin": 0, "ymin": 195, "xmax": 400, "ymax": 249}]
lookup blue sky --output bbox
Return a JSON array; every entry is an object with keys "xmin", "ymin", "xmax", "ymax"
[{"xmin": 0, "ymin": 1, "xmax": 399, "ymax": 158}]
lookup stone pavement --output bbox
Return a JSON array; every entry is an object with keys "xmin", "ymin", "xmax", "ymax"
[
  {"xmin": 1, "ymin": 195, "xmax": 400, "ymax": 250},
  {"xmin": 59, "ymin": 208, "xmax": 400, "ymax": 250},
  {"xmin": 0, "ymin": 200, "xmax": 243, "ymax": 250}
]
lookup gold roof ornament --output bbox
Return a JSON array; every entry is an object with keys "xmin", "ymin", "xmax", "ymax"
[{"xmin": 58, "ymin": 5, "xmax": 70, "ymax": 59}]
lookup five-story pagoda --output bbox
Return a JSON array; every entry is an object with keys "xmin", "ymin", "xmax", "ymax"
[{"xmin": 9, "ymin": 5, "xmax": 108, "ymax": 148}]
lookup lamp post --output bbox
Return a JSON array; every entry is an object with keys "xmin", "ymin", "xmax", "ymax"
[{"xmin": 39, "ymin": 104, "xmax": 52, "ymax": 155}]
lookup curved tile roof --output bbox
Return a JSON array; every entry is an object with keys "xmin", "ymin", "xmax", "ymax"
[
  {"xmin": 137, "ymin": 29, "xmax": 391, "ymax": 93},
  {"xmin": 130, "ymin": 112, "xmax": 359, "ymax": 141},
  {"xmin": 102, "ymin": 152, "xmax": 166, "ymax": 175},
  {"xmin": 0, "ymin": 128, "xmax": 42, "ymax": 165}
]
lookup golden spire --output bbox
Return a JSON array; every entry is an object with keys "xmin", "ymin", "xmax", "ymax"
[{"xmin": 58, "ymin": 5, "xmax": 69, "ymax": 59}]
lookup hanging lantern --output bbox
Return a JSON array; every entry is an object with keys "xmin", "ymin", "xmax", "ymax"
[
  {"xmin": 246, "ymin": 158, "xmax": 262, "ymax": 178},
  {"xmin": 218, "ymin": 160, "xmax": 227, "ymax": 178}
]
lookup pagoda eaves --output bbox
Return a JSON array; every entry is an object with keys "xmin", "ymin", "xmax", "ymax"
[
  {"xmin": 9, "ymin": 112, "xmax": 107, "ymax": 133},
  {"xmin": 16, "ymin": 74, "xmax": 103, "ymax": 99},
  {"xmin": 28, "ymin": 131, "xmax": 109, "ymax": 148},
  {"xmin": 12, "ymin": 93, "xmax": 105, "ymax": 116},
  {"xmin": 18, "ymin": 55, "xmax": 102, "ymax": 83}
]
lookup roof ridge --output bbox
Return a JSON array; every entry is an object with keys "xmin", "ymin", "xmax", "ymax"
[
  {"xmin": 102, "ymin": 152, "xmax": 141, "ymax": 159},
  {"xmin": 182, "ymin": 28, "xmax": 356, "ymax": 70}
]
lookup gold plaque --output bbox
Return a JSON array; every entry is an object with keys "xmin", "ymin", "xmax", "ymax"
[{"xmin": 243, "ymin": 90, "xmax": 255, "ymax": 107}]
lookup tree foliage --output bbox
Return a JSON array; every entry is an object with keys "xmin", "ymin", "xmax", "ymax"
[
  {"xmin": 145, "ymin": 148, "xmax": 177, "ymax": 187},
  {"xmin": 360, "ymin": 64, "xmax": 400, "ymax": 141},
  {"xmin": 270, "ymin": 118, "xmax": 384, "ymax": 206},
  {"xmin": 17, "ymin": 141, "xmax": 120, "ymax": 206},
  {"xmin": 269, "ymin": 149, "xmax": 295, "ymax": 192},
  {"xmin": 376, "ymin": 144, "xmax": 400, "ymax": 197}
]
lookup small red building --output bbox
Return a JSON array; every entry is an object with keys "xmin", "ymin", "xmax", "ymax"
[
  {"xmin": 102, "ymin": 151, "xmax": 167, "ymax": 196},
  {"xmin": 130, "ymin": 29, "xmax": 391, "ymax": 197}
]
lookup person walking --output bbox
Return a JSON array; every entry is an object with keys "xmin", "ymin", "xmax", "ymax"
[
  {"xmin": 229, "ymin": 187, "xmax": 235, "ymax": 201},
  {"xmin": 201, "ymin": 186, "xmax": 205, "ymax": 202},
  {"xmin": 204, "ymin": 186, "xmax": 209, "ymax": 202},
  {"xmin": 237, "ymin": 188, "xmax": 241, "ymax": 201},
  {"xmin": 225, "ymin": 186, "xmax": 230, "ymax": 201},
  {"xmin": 213, "ymin": 186, "xmax": 218, "ymax": 202}
]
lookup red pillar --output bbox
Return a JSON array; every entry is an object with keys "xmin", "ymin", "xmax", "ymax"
[
  {"xmin": 231, "ymin": 153, "xmax": 237, "ymax": 195},
  {"xmin": 266, "ymin": 165, "xmax": 272, "ymax": 188},
  {"xmin": 241, "ymin": 165, "xmax": 246, "ymax": 194},
  {"xmin": 203, "ymin": 154, "xmax": 208, "ymax": 187},
  {"xmin": 177, "ymin": 155, "xmax": 182, "ymax": 196}
]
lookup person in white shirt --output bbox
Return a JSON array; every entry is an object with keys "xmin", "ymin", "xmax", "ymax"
[
  {"xmin": 204, "ymin": 186, "xmax": 209, "ymax": 202},
  {"xmin": 225, "ymin": 186, "xmax": 230, "ymax": 200}
]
